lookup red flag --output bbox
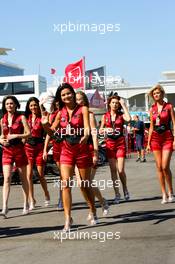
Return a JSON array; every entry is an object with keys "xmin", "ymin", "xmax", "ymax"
[
  {"xmin": 89, "ymin": 89, "xmax": 105, "ymax": 108},
  {"xmin": 64, "ymin": 58, "xmax": 85, "ymax": 89},
  {"xmin": 51, "ymin": 68, "xmax": 56, "ymax": 74}
]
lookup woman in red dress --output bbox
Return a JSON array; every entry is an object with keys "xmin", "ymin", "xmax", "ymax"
[
  {"xmin": 0, "ymin": 95, "xmax": 30, "ymax": 217},
  {"xmin": 76, "ymin": 91, "xmax": 109, "ymax": 217},
  {"xmin": 42, "ymin": 83, "xmax": 97, "ymax": 231},
  {"xmin": 146, "ymin": 84, "xmax": 175, "ymax": 204},
  {"xmin": 99, "ymin": 95, "xmax": 131, "ymax": 204},
  {"xmin": 25, "ymin": 97, "xmax": 50, "ymax": 210}
]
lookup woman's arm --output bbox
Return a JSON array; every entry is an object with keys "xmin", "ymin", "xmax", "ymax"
[
  {"xmin": 170, "ymin": 105, "xmax": 175, "ymax": 149},
  {"xmin": 80, "ymin": 106, "xmax": 90, "ymax": 144},
  {"xmin": 43, "ymin": 114, "xmax": 53, "ymax": 161},
  {"xmin": 42, "ymin": 111, "xmax": 61, "ymax": 137},
  {"xmin": 146, "ymin": 111, "xmax": 153, "ymax": 151},
  {"xmin": 90, "ymin": 112, "xmax": 98, "ymax": 164},
  {"xmin": 120, "ymin": 98, "xmax": 131, "ymax": 122}
]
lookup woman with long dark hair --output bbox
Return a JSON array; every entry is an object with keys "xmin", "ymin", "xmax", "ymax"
[
  {"xmin": 41, "ymin": 83, "xmax": 97, "ymax": 231},
  {"xmin": 99, "ymin": 95, "xmax": 131, "ymax": 204},
  {"xmin": 146, "ymin": 84, "xmax": 175, "ymax": 204},
  {"xmin": 76, "ymin": 91, "xmax": 109, "ymax": 217},
  {"xmin": 0, "ymin": 95, "xmax": 30, "ymax": 217},
  {"xmin": 25, "ymin": 97, "xmax": 50, "ymax": 210}
]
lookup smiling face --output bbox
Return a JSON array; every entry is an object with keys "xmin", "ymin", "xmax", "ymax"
[
  {"xmin": 29, "ymin": 100, "xmax": 40, "ymax": 115},
  {"xmin": 109, "ymin": 98, "xmax": 120, "ymax": 111},
  {"xmin": 61, "ymin": 88, "xmax": 74, "ymax": 105},
  {"xmin": 5, "ymin": 98, "xmax": 16, "ymax": 113},
  {"xmin": 76, "ymin": 93, "xmax": 84, "ymax": 106},
  {"xmin": 152, "ymin": 88, "xmax": 163, "ymax": 102}
]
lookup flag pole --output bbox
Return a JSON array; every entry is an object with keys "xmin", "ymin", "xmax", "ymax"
[
  {"xmin": 104, "ymin": 65, "xmax": 107, "ymax": 109},
  {"xmin": 83, "ymin": 56, "xmax": 85, "ymax": 91}
]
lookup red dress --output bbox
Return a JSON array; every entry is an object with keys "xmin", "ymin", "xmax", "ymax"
[
  {"xmin": 58, "ymin": 105, "xmax": 92, "ymax": 168},
  {"xmin": 104, "ymin": 111, "xmax": 126, "ymax": 159},
  {"xmin": 1, "ymin": 113, "xmax": 28, "ymax": 167},
  {"xmin": 150, "ymin": 102, "xmax": 173, "ymax": 151},
  {"xmin": 25, "ymin": 114, "xmax": 45, "ymax": 166}
]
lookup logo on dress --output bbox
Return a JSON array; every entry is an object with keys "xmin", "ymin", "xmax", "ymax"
[{"xmin": 61, "ymin": 117, "xmax": 66, "ymax": 122}]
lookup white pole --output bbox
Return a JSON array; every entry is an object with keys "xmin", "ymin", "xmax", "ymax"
[{"xmin": 104, "ymin": 65, "xmax": 107, "ymax": 109}]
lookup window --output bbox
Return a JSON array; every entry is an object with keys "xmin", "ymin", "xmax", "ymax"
[
  {"xmin": 0, "ymin": 83, "xmax": 12, "ymax": 95},
  {"xmin": 13, "ymin": 81, "xmax": 34, "ymax": 94}
]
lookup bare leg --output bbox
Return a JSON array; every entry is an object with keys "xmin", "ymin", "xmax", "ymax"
[
  {"xmin": 117, "ymin": 157, "xmax": 128, "ymax": 194},
  {"xmin": 26, "ymin": 163, "xmax": 35, "ymax": 204},
  {"xmin": 18, "ymin": 166, "xmax": 29, "ymax": 206},
  {"xmin": 55, "ymin": 161, "xmax": 62, "ymax": 207},
  {"xmin": 60, "ymin": 164, "xmax": 73, "ymax": 230},
  {"xmin": 37, "ymin": 165, "xmax": 50, "ymax": 200},
  {"xmin": 153, "ymin": 151, "xmax": 166, "ymax": 196},
  {"xmin": 75, "ymin": 166, "xmax": 104, "ymax": 206},
  {"xmin": 2, "ymin": 165, "xmax": 12, "ymax": 210},
  {"xmin": 78, "ymin": 167, "xmax": 96, "ymax": 215},
  {"xmin": 108, "ymin": 158, "xmax": 120, "ymax": 196},
  {"xmin": 161, "ymin": 150, "xmax": 173, "ymax": 194}
]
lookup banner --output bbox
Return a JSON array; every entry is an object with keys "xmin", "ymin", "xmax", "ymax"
[
  {"xmin": 89, "ymin": 88, "xmax": 105, "ymax": 108},
  {"xmin": 85, "ymin": 66, "xmax": 105, "ymax": 91},
  {"xmin": 64, "ymin": 58, "xmax": 85, "ymax": 89}
]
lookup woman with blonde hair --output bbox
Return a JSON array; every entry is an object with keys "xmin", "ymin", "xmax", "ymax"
[{"xmin": 146, "ymin": 84, "xmax": 175, "ymax": 204}]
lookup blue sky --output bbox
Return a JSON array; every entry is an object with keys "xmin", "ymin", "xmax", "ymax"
[{"xmin": 0, "ymin": 0, "xmax": 175, "ymax": 86}]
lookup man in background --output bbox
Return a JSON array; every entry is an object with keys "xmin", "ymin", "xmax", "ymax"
[{"xmin": 133, "ymin": 115, "xmax": 146, "ymax": 162}]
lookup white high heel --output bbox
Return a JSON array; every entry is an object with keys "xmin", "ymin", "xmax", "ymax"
[
  {"xmin": 62, "ymin": 217, "xmax": 73, "ymax": 232},
  {"xmin": 161, "ymin": 194, "xmax": 168, "ymax": 204},
  {"xmin": 168, "ymin": 193, "xmax": 174, "ymax": 203},
  {"xmin": 1, "ymin": 207, "xmax": 9, "ymax": 218}
]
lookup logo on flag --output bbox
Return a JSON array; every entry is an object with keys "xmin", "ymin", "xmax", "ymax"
[
  {"xmin": 85, "ymin": 66, "xmax": 105, "ymax": 91},
  {"xmin": 89, "ymin": 88, "xmax": 105, "ymax": 108},
  {"xmin": 64, "ymin": 58, "xmax": 84, "ymax": 89}
]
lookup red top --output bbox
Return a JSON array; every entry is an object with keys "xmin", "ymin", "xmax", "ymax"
[
  {"xmin": 104, "ymin": 111, "xmax": 124, "ymax": 135},
  {"xmin": 27, "ymin": 114, "xmax": 44, "ymax": 138},
  {"xmin": 59, "ymin": 105, "xmax": 84, "ymax": 135},
  {"xmin": 151, "ymin": 101, "xmax": 172, "ymax": 126},
  {"xmin": 1, "ymin": 113, "xmax": 23, "ymax": 136}
]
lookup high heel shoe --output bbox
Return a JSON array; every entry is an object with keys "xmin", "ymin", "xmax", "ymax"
[
  {"xmin": 62, "ymin": 217, "xmax": 73, "ymax": 232},
  {"xmin": 168, "ymin": 193, "xmax": 174, "ymax": 203},
  {"xmin": 87, "ymin": 213, "xmax": 99, "ymax": 225},
  {"xmin": 29, "ymin": 200, "xmax": 36, "ymax": 211},
  {"xmin": 161, "ymin": 193, "xmax": 168, "ymax": 204},
  {"xmin": 44, "ymin": 199, "xmax": 50, "ymax": 207},
  {"xmin": 1, "ymin": 208, "xmax": 9, "ymax": 218},
  {"xmin": 22, "ymin": 204, "xmax": 29, "ymax": 215}
]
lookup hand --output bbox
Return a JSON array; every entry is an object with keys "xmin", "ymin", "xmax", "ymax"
[
  {"xmin": 43, "ymin": 151, "xmax": 48, "ymax": 161},
  {"xmin": 146, "ymin": 144, "xmax": 151, "ymax": 153},
  {"xmin": 93, "ymin": 154, "xmax": 98, "ymax": 166},
  {"xmin": 173, "ymin": 140, "xmax": 175, "ymax": 150},
  {"xmin": 0, "ymin": 138, "xmax": 10, "ymax": 146},
  {"xmin": 79, "ymin": 135, "xmax": 88, "ymax": 145},
  {"xmin": 119, "ymin": 98, "xmax": 126, "ymax": 107}
]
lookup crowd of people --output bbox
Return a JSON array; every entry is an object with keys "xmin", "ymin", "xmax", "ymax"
[{"xmin": 0, "ymin": 83, "xmax": 174, "ymax": 231}]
